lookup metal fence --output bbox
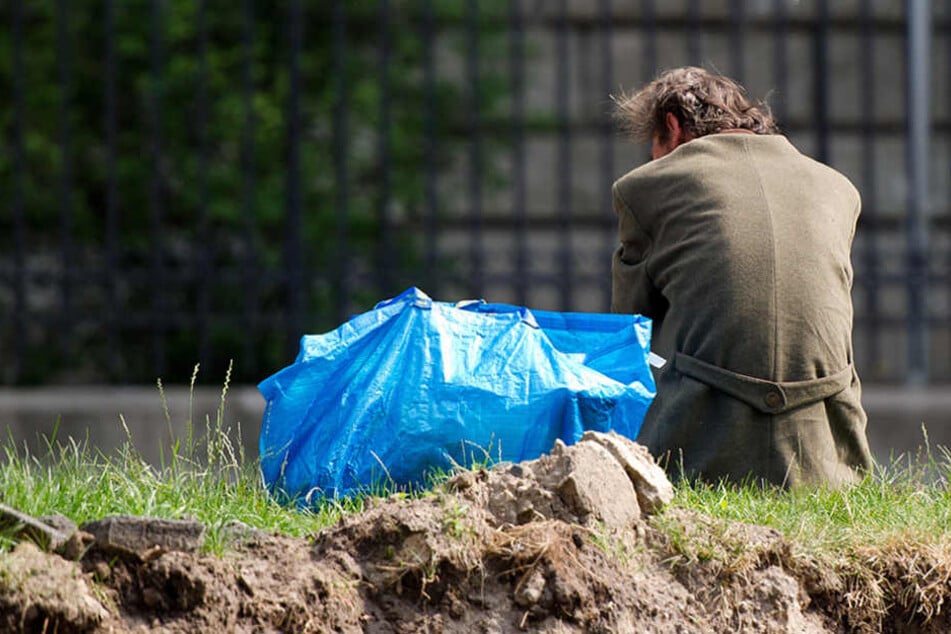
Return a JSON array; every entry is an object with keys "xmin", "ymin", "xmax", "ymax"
[{"xmin": 1, "ymin": 0, "xmax": 949, "ymax": 386}]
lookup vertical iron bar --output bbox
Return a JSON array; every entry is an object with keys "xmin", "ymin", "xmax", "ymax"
[
  {"xmin": 332, "ymin": 0, "xmax": 350, "ymax": 321},
  {"xmin": 642, "ymin": 0, "xmax": 657, "ymax": 81},
  {"xmin": 772, "ymin": 0, "xmax": 789, "ymax": 127},
  {"xmin": 466, "ymin": 0, "xmax": 484, "ymax": 297},
  {"xmin": 422, "ymin": 0, "xmax": 439, "ymax": 296},
  {"xmin": 729, "ymin": 0, "xmax": 745, "ymax": 83},
  {"xmin": 859, "ymin": 0, "xmax": 881, "ymax": 377},
  {"xmin": 240, "ymin": 0, "xmax": 257, "ymax": 373},
  {"xmin": 687, "ymin": 0, "xmax": 701, "ymax": 66},
  {"xmin": 149, "ymin": 0, "xmax": 166, "ymax": 377},
  {"xmin": 906, "ymin": 0, "xmax": 931, "ymax": 384},
  {"xmin": 104, "ymin": 0, "xmax": 121, "ymax": 380},
  {"xmin": 556, "ymin": 0, "xmax": 572, "ymax": 310},
  {"xmin": 378, "ymin": 0, "xmax": 393, "ymax": 296},
  {"xmin": 511, "ymin": 0, "xmax": 528, "ymax": 305},
  {"xmin": 285, "ymin": 0, "xmax": 303, "ymax": 352},
  {"xmin": 56, "ymin": 0, "xmax": 74, "ymax": 367},
  {"xmin": 11, "ymin": 0, "xmax": 26, "ymax": 382},
  {"xmin": 599, "ymin": 0, "xmax": 614, "ymax": 310},
  {"xmin": 813, "ymin": 0, "xmax": 830, "ymax": 163},
  {"xmin": 196, "ymin": 0, "xmax": 211, "ymax": 373}
]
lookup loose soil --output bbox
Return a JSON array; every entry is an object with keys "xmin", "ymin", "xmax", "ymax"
[{"xmin": 3, "ymin": 460, "xmax": 951, "ymax": 633}]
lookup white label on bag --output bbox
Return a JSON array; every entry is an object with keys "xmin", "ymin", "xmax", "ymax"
[{"xmin": 648, "ymin": 352, "xmax": 667, "ymax": 369}]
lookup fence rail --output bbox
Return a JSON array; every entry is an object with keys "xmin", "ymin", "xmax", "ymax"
[{"xmin": 1, "ymin": 0, "xmax": 948, "ymax": 385}]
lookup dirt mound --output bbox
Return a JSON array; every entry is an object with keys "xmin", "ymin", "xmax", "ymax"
[{"xmin": 2, "ymin": 432, "xmax": 951, "ymax": 633}]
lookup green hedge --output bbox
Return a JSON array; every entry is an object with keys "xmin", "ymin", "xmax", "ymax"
[{"xmin": 0, "ymin": 1, "xmax": 509, "ymax": 384}]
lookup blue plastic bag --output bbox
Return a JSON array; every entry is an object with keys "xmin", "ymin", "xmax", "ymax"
[{"xmin": 258, "ymin": 287, "xmax": 655, "ymax": 500}]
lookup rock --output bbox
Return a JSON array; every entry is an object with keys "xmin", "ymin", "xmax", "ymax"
[
  {"xmin": 479, "ymin": 468, "xmax": 559, "ymax": 527},
  {"xmin": 91, "ymin": 561, "xmax": 111, "ymax": 581},
  {"xmin": 0, "ymin": 541, "xmax": 111, "ymax": 630},
  {"xmin": 734, "ymin": 565, "xmax": 821, "ymax": 633},
  {"xmin": 551, "ymin": 441, "xmax": 641, "ymax": 528},
  {"xmin": 39, "ymin": 513, "xmax": 78, "ymax": 536},
  {"xmin": 0, "ymin": 502, "xmax": 71, "ymax": 552},
  {"xmin": 447, "ymin": 469, "xmax": 477, "ymax": 491},
  {"xmin": 513, "ymin": 568, "xmax": 546, "ymax": 607},
  {"xmin": 469, "ymin": 438, "xmax": 645, "ymax": 529},
  {"xmin": 141, "ymin": 587, "xmax": 166, "ymax": 609},
  {"xmin": 580, "ymin": 431, "xmax": 674, "ymax": 515},
  {"xmin": 219, "ymin": 519, "xmax": 269, "ymax": 545},
  {"xmin": 58, "ymin": 530, "xmax": 95, "ymax": 560},
  {"xmin": 81, "ymin": 516, "xmax": 205, "ymax": 556}
]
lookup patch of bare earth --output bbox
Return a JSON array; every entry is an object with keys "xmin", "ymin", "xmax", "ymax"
[{"xmin": 3, "ymin": 432, "xmax": 951, "ymax": 633}]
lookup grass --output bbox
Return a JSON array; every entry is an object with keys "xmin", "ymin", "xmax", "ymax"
[
  {"xmin": 650, "ymin": 439, "xmax": 951, "ymax": 629},
  {"xmin": 5, "ymin": 378, "xmax": 951, "ymax": 632},
  {"xmin": 3, "ymin": 369, "xmax": 951, "ymax": 570},
  {"xmin": 0, "ymin": 364, "xmax": 368, "ymax": 554},
  {"xmin": 669, "ymin": 435, "xmax": 951, "ymax": 558}
]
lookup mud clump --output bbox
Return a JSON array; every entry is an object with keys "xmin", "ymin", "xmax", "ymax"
[
  {"xmin": 0, "ymin": 541, "xmax": 110, "ymax": 633},
  {"xmin": 1, "ymin": 431, "xmax": 949, "ymax": 632}
]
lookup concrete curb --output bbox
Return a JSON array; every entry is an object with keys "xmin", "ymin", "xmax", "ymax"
[{"xmin": 0, "ymin": 385, "xmax": 948, "ymax": 466}]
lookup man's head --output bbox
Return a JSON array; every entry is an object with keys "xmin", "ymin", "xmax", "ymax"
[{"xmin": 614, "ymin": 66, "xmax": 778, "ymax": 159}]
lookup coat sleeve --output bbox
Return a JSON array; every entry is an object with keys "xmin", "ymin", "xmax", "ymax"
[{"xmin": 611, "ymin": 183, "xmax": 665, "ymax": 318}]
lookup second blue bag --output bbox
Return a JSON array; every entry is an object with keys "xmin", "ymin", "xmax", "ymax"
[{"xmin": 258, "ymin": 287, "xmax": 655, "ymax": 500}]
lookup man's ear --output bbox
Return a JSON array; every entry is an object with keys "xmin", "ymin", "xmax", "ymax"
[{"xmin": 665, "ymin": 112, "xmax": 684, "ymax": 144}]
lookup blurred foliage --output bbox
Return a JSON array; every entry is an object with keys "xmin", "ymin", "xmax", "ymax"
[{"xmin": 0, "ymin": 0, "xmax": 509, "ymax": 384}]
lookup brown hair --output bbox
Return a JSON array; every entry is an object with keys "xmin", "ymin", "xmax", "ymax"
[{"xmin": 613, "ymin": 66, "xmax": 778, "ymax": 142}]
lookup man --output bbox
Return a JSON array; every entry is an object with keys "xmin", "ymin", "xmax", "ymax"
[{"xmin": 611, "ymin": 67, "xmax": 873, "ymax": 487}]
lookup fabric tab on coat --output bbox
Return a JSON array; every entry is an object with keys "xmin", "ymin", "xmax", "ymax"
[{"xmin": 672, "ymin": 353, "xmax": 853, "ymax": 415}]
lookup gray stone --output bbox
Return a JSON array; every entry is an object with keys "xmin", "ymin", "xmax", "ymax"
[
  {"xmin": 552, "ymin": 441, "xmax": 641, "ymax": 529},
  {"xmin": 0, "ymin": 502, "xmax": 71, "ymax": 552},
  {"xmin": 484, "ymin": 470, "xmax": 559, "ymax": 527},
  {"xmin": 513, "ymin": 568, "xmax": 547, "ymax": 607},
  {"xmin": 58, "ymin": 530, "xmax": 95, "ymax": 560},
  {"xmin": 219, "ymin": 519, "xmax": 269, "ymax": 545},
  {"xmin": 38, "ymin": 513, "xmax": 78, "ymax": 536},
  {"xmin": 81, "ymin": 515, "xmax": 205, "ymax": 555},
  {"xmin": 580, "ymin": 431, "xmax": 674, "ymax": 515},
  {"xmin": 471, "ymin": 440, "xmax": 643, "ymax": 529}
]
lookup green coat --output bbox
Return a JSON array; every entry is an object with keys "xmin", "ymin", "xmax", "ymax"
[{"xmin": 612, "ymin": 133, "xmax": 873, "ymax": 487}]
